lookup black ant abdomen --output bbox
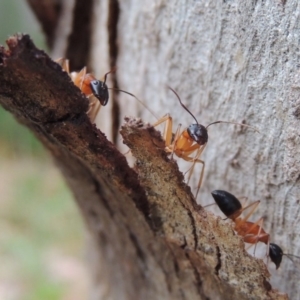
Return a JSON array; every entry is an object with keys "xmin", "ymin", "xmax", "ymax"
[{"xmin": 211, "ymin": 190, "xmax": 242, "ymax": 219}]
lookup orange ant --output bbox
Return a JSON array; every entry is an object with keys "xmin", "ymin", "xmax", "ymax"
[
  {"xmin": 57, "ymin": 59, "xmax": 156, "ymax": 122},
  {"xmin": 211, "ymin": 190, "xmax": 300, "ymax": 270},
  {"xmin": 153, "ymin": 88, "xmax": 258, "ymax": 199},
  {"xmin": 211, "ymin": 190, "xmax": 269, "ymax": 249}
]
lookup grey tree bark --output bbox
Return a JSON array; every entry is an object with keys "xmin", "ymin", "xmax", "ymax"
[
  {"xmin": 112, "ymin": 1, "xmax": 300, "ymax": 297},
  {"xmin": 25, "ymin": 0, "xmax": 300, "ymax": 299}
]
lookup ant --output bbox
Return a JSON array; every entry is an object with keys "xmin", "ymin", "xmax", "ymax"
[
  {"xmin": 211, "ymin": 190, "xmax": 292, "ymax": 270},
  {"xmin": 211, "ymin": 190, "xmax": 269, "ymax": 250},
  {"xmin": 269, "ymin": 242, "xmax": 300, "ymax": 270},
  {"xmin": 57, "ymin": 58, "xmax": 156, "ymax": 122},
  {"xmin": 153, "ymin": 88, "xmax": 258, "ymax": 199}
]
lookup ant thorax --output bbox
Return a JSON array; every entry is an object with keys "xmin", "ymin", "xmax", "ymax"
[
  {"xmin": 187, "ymin": 124, "xmax": 208, "ymax": 145},
  {"xmin": 90, "ymin": 80, "xmax": 109, "ymax": 106}
]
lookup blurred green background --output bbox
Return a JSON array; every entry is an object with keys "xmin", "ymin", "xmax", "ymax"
[{"xmin": 0, "ymin": 1, "xmax": 87, "ymax": 299}]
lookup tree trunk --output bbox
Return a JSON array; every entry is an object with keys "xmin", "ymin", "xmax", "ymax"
[
  {"xmin": 114, "ymin": 1, "xmax": 300, "ymax": 298},
  {"xmin": 5, "ymin": 0, "xmax": 300, "ymax": 298}
]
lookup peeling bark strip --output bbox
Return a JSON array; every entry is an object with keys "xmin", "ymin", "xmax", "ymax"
[{"xmin": 0, "ymin": 35, "xmax": 288, "ymax": 300}]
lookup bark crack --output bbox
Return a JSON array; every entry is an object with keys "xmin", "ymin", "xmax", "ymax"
[
  {"xmin": 185, "ymin": 252, "xmax": 209, "ymax": 300},
  {"xmin": 187, "ymin": 210, "xmax": 198, "ymax": 251},
  {"xmin": 214, "ymin": 246, "xmax": 222, "ymax": 276}
]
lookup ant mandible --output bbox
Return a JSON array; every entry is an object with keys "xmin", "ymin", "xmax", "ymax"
[
  {"xmin": 153, "ymin": 88, "xmax": 258, "ymax": 199},
  {"xmin": 57, "ymin": 59, "xmax": 156, "ymax": 123},
  {"xmin": 211, "ymin": 190, "xmax": 270, "ymax": 257}
]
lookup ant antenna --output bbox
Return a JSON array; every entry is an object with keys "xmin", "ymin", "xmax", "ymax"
[
  {"xmin": 168, "ymin": 87, "xmax": 259, "ymax": 133},
  {"xmin": 168, "ymin": 86, "xmax": 198, "ymax": 124},
  {"xmin": 108, "ymin": 87, "xmax": 158, "ymax": 120},
  {"xmin": 284, "ymin": 253, "xmax": 300, "ymax": 263},
  {"xmin": 104, "ymin": 67, "xmax": 158, "ymax": 120},
  {"xmin": 104, "ymin": 67, "xmax": 116, "ymax": 83},
  {"xmin": 206, "ymin": 120, "xmax": 259, "ymax": 133}
]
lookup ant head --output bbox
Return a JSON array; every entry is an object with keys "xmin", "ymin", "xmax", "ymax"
[
  {"xmin": 269, "ymin": 243, "xmax": 283, "ymax": 270},
  {"xmin": 90, "ymin": 68, "xmax": 115, "ymax": 106},
  {"xmin": 187, "ymin": 124, "xmax": 208, "ymax": 145},
  {"xmin": 211, "ymin": 190, "xmax": 242, "ymax": 219},
  {"xmin": 168, "ymin": 87, "xmax": 207, "ymax": 144},
  {"xmin": 90, "ymin": 80, "xmax": 109, "ymax": 106}
]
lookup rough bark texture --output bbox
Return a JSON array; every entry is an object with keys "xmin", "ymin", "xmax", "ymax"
[
  {"xmin": 10, "ymin": 0, "xmax": 300, "ymax": 298},
  {"xmin": 0, "ymin": 35, "xmax": 288, "ymax": 300}
]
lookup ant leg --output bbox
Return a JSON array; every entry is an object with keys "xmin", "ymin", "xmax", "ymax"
[
  {"xmin": 244, "ymin": 218, "xmax": 269, "ymax": 256},
  {"xmin": 252, "ymin": 218, "xmax": 264, "ymax": 256},
  {"xmin": 171, "ymin": 124, "xmax": 182, "ymax": 159},
  {"xmin": 238, "ymin": 196, "xmax": 248, "ymax": 207},
  {"xmin": 241, "ymin": 200, "xmax": 261, "ymax": 223},
  {"xmin": 245, "ymin": 243, "xmax": 254, "ymax": 251},
  {"xmin": 178, "ymin": 152, "xmax": 205, "ymax": 199},
  {"xmin": 123, "ymin": 149, "xmax": 131, "ymax": 156},
  {"xmin": 62, "ymin": 59, "xmax": 70, "ymax": 74},
  {"xmin": 72, "ymin": 67, "xmax": 87, "ymax": 90},
  {"xmin": 56, "ymin": 58, "xmax": 70, "ymax": 74},
  {"xmin": 186, "ymin": 144, "xmax": 206, "ymax": 183},
  {"xmin": 152, "ymin": 114, "xmax": 173, "ymax": 147},
  {"xmin": 91, "ymin": 101, "xmax": 101, "ymax": 123},
  {"xmin": 55, "ymin": 57, "xmax": 63, "ymax": 64},
  {"xmin": 185, "ymin": 145, "xmax": 207, "ymax": 198},
  {"xmin": 194, "ymin": 159, "xmax": 205, "ymax": 199},
  {"xmin": 182, "ymin": 143, "xmax": 203, "ymax": 159},
  {"xmin": 266, "ymin": 240, "xmax": 270, "ymax": 264},
  {"xmin": 87, "ymin": 96, "xmax": 101, "ymax": 123},
  {"xmin": 203, "ymin": 202, "xmax": 216, "ymax": 208}
]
